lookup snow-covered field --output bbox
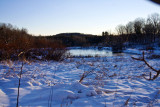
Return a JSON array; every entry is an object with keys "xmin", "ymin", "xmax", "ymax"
[{"xmin": 0, "ymin": 50, "xmax": 160, "ymax": 107}]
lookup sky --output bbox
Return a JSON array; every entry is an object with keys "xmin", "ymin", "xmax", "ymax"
[{"xmin": 0, "ymin": 0, "xmax": 160, "ymax": 36}]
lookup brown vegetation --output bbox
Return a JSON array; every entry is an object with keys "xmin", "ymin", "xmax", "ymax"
[{"xmin": 0, "ymin": 23, "xmax": 66, "ymax": 61}]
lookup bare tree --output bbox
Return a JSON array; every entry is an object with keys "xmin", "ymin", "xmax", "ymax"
[
  {"xmin": 116, "ymin": 24, "xmax": 126, "ymax": 35},
  {"xmin": 147, "ymin": 13, "xmax": 160, "ymax": 34},
  {"xmin": 143, "ymin": 23, "xmax": 155, "ymax": 35},
  {"xmin": 133, "ymin": 18, "xmax": 145, "ymax": 35},
  {"xmin": 125, "ymin": 21, "xmax": 134, "ymax": 35}
]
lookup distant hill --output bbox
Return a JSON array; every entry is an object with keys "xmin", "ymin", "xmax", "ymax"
[
  {"xmin": 49, "ymin": 33, "xmax": 98, "ymax": 37},
  {"xmin": 45, "ymin": 33, "xmax": 105, "ymax": 47}
]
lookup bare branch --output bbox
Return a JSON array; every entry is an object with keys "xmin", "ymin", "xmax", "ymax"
[{"xmin": 132, "ymin": 52, "xmax": 160, "ymax": 80}]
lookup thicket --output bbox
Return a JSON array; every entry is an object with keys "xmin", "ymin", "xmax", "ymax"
[{"xmin": 0, "ymin": 23, "xmax": 66, "ymax": 61}]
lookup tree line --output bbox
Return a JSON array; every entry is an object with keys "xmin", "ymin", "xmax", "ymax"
[{"xmin": 103, "ymin": 13, "xmax": 160, "ymax": 46}]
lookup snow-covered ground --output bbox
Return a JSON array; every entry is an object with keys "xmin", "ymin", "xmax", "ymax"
[{"xmin": 0, "ymin": 50, "xmax": 160, "ymax": 107}]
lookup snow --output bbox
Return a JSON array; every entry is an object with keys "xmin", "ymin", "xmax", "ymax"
[
  {"xmin": 124, "ymin": 47, "xmax": 160, "ymax": 55},
  {"xmin": 0, "ymin": 49, "xmax": 160, "ymax": 107},
  {"xmin": 0, "ymin": 89, "xmax": 9, "ymax": 107}
]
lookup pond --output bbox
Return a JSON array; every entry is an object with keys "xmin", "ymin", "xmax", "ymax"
[{"xmin": 67, "ymin": 47, "xmax": 125, "ymax": 57}]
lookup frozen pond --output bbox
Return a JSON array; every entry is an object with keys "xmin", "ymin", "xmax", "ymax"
[{"xmin": 67, "ymin": 47, "xmax": 124, "ymax": 57}]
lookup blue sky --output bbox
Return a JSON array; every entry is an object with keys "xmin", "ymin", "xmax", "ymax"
[{"xmin": 0, "ymin": 0, "xmax": 160, "ymax": 35}]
